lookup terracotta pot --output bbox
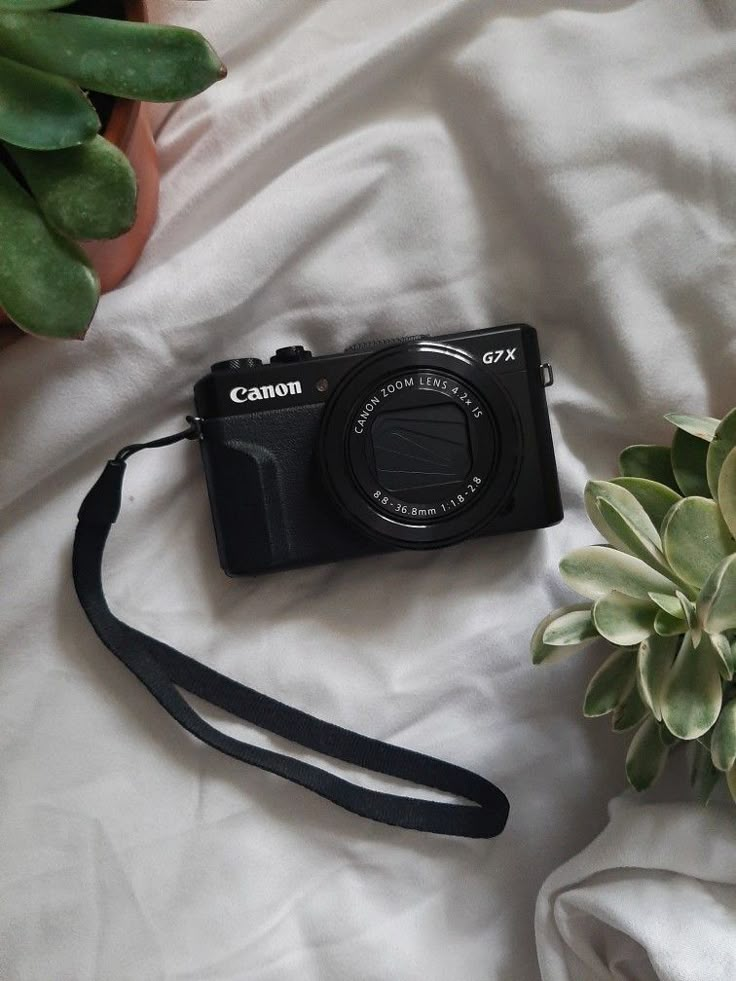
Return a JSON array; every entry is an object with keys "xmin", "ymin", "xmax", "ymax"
[{"xmin": 0, "ymin": 0, "xmax": 160, "ymax": 345}]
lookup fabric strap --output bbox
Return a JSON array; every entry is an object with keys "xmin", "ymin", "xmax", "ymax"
[{"xmin": 72, "ymin": 423, "xmax": 510, "ymax": 838}]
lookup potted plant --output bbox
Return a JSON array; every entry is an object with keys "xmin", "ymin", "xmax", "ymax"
[
  {"xmin": 532, "ymin": 408, "xmax": 736, "ymax": 805},
  {"xmin": 0, "ymin": 0, "xmax": 225, "ymax": 340}
]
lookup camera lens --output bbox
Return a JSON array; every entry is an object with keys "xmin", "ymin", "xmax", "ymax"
[{"xmin": 318, "ymin": 341, "xmax": 522, "ymax": 548}]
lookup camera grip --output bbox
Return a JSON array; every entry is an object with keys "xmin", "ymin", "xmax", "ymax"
[{"xmin": 199, "ymin": 408, "xmax": 376, "ymax": 574}]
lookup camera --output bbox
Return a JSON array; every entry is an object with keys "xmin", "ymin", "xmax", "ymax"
[{"xmin": 193, "ymin": 325, "xmax": 562, "ymax": 575}]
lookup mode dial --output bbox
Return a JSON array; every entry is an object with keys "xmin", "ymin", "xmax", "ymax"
[
  {"xmin": 270, "ymin": 345, "xmax": 313, "ymax": 364},
  {"xmin": 211, "ymin": 358, "xmax": 263, "ymax": 372}
]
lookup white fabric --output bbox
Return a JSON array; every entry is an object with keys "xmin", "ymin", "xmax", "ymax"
[
  {"xmin": 536, "ymin": 795, "xmax": 736, "ymax": 981},
  {"xmin": 1, "ymin": 2, "xmax": 734, "ymax": 979}
]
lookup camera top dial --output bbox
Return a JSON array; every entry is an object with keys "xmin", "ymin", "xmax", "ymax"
[{"xmin": 318, "ymin": 341, "xmax": 522, "ymax": 549}]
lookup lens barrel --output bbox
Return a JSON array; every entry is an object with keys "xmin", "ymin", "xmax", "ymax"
[{"xmin": 318, "ymin": 341, "xmax": 521, "ymax": 549}]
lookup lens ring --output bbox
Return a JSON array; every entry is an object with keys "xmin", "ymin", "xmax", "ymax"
[{"xmin": 319, "ymin": 342, "xmax": 522, "ymax": 549}]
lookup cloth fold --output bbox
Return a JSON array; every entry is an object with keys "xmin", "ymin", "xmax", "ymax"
[{"xmin": 536, "ymin": 796, "xmax": 736, "ymax": 981}]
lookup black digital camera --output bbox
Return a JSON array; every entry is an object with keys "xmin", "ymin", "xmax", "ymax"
[{"xmin": 193, "ymin": 325, "xmax": 562, "ymax": 575}]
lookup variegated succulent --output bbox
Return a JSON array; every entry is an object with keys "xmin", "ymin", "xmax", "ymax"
[{"xmin": 532, "ymin": 409, "xmax": 736, "ymax": 805}]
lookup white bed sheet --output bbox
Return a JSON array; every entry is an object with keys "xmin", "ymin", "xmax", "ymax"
[
  {"xmin": 536, "ymin": 796, "xmax": 736, "ymax": 981},
  {"xmin": 1, "ymin": 2, "xmax": 734, "ymax": 979}
]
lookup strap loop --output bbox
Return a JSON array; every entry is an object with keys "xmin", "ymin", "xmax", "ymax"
[{"xmin": 72, "ymin": 423, "xmax": 510, "ymax": 838}]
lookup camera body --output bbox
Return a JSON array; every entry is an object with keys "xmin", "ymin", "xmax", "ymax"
[{"xmin": 194, "ymin": 325, "xmax": 562, "ymax": 575}]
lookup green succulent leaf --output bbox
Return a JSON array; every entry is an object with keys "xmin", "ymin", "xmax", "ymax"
[
  {"xmin": 588, "ymin": 488, "xmax": 673, "ymax": 581},
  {"xmin": 583, "ymin": 646, "xmax": 637, "ymax": 718},
  {"xmin": 610, "ymin": 477, "xmax": 682, "ymax": 532},
  {"xmin": 559, "ymin": 546, "xmax": 678, "ymax": 602},
  {"xmin": 671, "ymin": 428, "xmax": 711, "ymax": 498},
  {"xmin": 653, "ymin": 608, "xmax": 686, "ymax": 636},
  {"xmin": 619, "ymin": 444, "xmax": 679, "ymax": 491},
  {"xmin": 698, "ymin": 553, "xmax": 736, "ymax": 635},
  {"xmin": 718, "ymin": 447, "xmax": 736, "ymax": 540},
  {"xmin": 707, "ymin": 408, "xmax": 736, "ymax": 501},
  {"xmin": 637, "ymin": 633, "xmax": 678, "ymax": 721},
  {"xmin": 541, "ymin": 608, "xmax": 598, "ymax": 646},
  {"xmin": 7, "ymin": 136, "xmax": 137, "ymax": 240},
  {"xmin": 585, "ymin": 480, "xmax": 661, "ymax": 549},
  {"xmin": 0, "ymin": 12, "xmax": 227, "ymax": 102},
  {"xmin": 661, "ymin": 633, "xmax": 723, "ymax": 740},
  {"xmin": 691, "ymin": 740, "xmax": 721, "ymax": 804},
  {"xmin": 676, "ymin": 590, "xmax": 700, "ymax": 644},
  {"xmin": 661, "ymin": 497, "xmax": 735, "ymax": 590},
  {"xmin": 0, "ymin": 53, "xmax": 98, "ymax": 150},
  {"xmin": 531, "ymin": 604, "xmax": 596, "ymax": 665},
  {"xmin": 626, "ymin": 716, "xmax": 670, "ymax": 791},
  {"xmin": 664, "ymin": 413, "xmax": 720, "ymax": 442},
  {"xmin": 703, "ymin": 632, "xmax": 734, "ymax": 681},
  {"xmin": 593, "ymin": 591, "xmax": 657, "ymax": 646},
  {"xmin": 0, "ymin": 161, "xmax": 98, "ymax": 337},
  {"xmin": 711, "ymin": 700, "xmax": 736, "ymax": 772},
  {"xmin": 612, "ymin": 683, "xmax": 648, "ymax": 732},
  {"xmin": 648, "ymin": 591, "xmax": 684, "ymax": 617},
  {"xmin": 676, "ymin": 591, "xmax": 696, "ymax": 626}
]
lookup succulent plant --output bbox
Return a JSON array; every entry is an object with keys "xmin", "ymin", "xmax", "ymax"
[
  {"xmin": 0, "ymin": 0, "xmax": 225, "ymax": 339},
  {"xmin": 532, "ymin": 408, "xmax": 736, "ymax": 805}
]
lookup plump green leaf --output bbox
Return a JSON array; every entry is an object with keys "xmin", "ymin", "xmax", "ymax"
[
  {"xmin": 0, "ymin": 12, "xmax": 226, "ymax": 102},
  {"xmin": 596, "ymin": 498, "xmax": 671, "ymax": 577},
  {"xmin": 0, "ymin": 161, "xmax": 98, "ymax": 337},
  {"xmin": 648, "ymin": 591, "xmax": 683, "ymax": 616},
  {"xmin": 703, "ymin": 632, "xmax": 734, "ymax": 681},
  {"xmin": 583, "ymin": 646, "xmax": 637, "ymax": 717},
  {"xmin": 665, "ymin": 413, "xmax": 720, "ymax": 442},
  {"xmin": 671, "ymin": 428, "xmax": 711, "ymax": 498},
  {"xmin": 531, "ymin": 604, "xmax": 595, "ymax": 665},
  {"xmin": 585, "ymin": 480, "xmax": 662, "ymax": 549},
  {"xmin": 626, "ymin": 716, "xmax": 670, "ymax": 791},
  {"xmin": 612, "ymin": 683, "xmax": 648, "ymax": 732},
  {"xmin": 619, "ymin": 445, "xmax": 679, "ymax": 491},
  {"xmin": 707, "ymin": 408, "xmax": 736, "ymax": 500},
  {"xmin": 662, "ymin": 497, "xmax": 735, "ymax": 590},
  {"xmin": 718, "ymin": 447, "xmax": 736, "ymax": 540},
  {"xmin": 661, "ymin": 634, "xmax": 723, "ymax": 740},
  {"xmin": 690, "ymin": 740, "xmax": 721, "ymax": 804},
  {"xmin": 0, "ymin": 53, "xmax": 97, "ymax": 150},
  {"xmin": 653, "ymin": 608, "xmax": 686, "ymax": 636},
  {"xmin": 611, "ymin": 477, "xmax": 682, "ymax": 532},
  {"xmin": 637, "ymin": 633, "xmax": 677, "ymax": 721},
  {"xmin": 698, "ymin": 553, "xmax": 736, "ymax": 635},
  {"xmin": 593, "ymin": 591, "xmax": 656, "ymax": 646},
  {"xmin": 560, "ymin": 546, "xmax": 677, "ymax": 601},
  {"xmin": 7, "ymin": 136, "xmax": 137, "ymax": 239},
  {"xmin": 542, "ymin": 608, "xmax": 598, "ymax": 646},
  {"xmin": 711, "ymin": 700, "xmax": 736, "ymax": 771}
]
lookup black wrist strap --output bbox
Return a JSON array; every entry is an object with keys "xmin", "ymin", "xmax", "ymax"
[{"xmin": 72, "ymin": 422, "xmax": 509, "ymax": 838}]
